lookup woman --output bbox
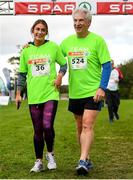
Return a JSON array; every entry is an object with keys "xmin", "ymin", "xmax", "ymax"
[{"xmin": 15, "ymin": 19, "xmax": 67, "ymax": 172}]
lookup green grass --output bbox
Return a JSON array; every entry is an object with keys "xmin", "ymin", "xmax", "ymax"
[{"xmin": 0, "ymin": 100, "xmax": 133, "ymax": 179}]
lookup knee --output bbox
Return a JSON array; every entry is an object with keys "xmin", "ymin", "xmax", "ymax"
[
  {"xmin": 43, "ymin": 125, "xmax": 55, "ymax": 139},
  {"xmin": 82, "ymin": 122, "xmax": 93, "ymax": 132},
  {"xmin": 43, "ymin": 124, "xmax": 53, "ymax": 133},
  {"xmin": 34, "ymin": 130, "xmax": 43, "ymax": 141}
]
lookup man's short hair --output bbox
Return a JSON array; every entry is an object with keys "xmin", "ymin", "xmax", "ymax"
[{"xmin": 72, "ymin": 7, "xmax": 92, "ymax": 22}]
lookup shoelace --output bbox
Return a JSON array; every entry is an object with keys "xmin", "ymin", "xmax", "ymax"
[
  {"xmin": 34, "ymin": 160, "xmax": 42, "ymax": 167},
  {"xmin": 47, "ymin": 154, "xmax": 55, "ymax": 163}
]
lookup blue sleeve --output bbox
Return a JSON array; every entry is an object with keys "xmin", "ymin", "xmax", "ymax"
[
  {"xmin": 59, "ymin": 63, "xmax": 67, "ymax": 75},
  {"xmin": 99, "ymin": 61, "xmax": 112, "ymax": 91}
]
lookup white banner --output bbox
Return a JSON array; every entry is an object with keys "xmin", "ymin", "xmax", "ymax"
[{"xmin": 0, "ymin": 96, "xmax": 10, "ymax": 106}]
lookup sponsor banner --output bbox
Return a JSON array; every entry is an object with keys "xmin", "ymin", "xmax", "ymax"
[
  {"xmin": 14, "ymin": 0, "xmax": 133, "ymax": 15},
  {"xmin": 0, "ymin": 1, "xmax": 14, "ymax": 15},
  {"xmin": 77, "ymin": 0, "xmax": 97, "ymax": 15},
  {"xmin": 97, "ymin": 2, "xmax": 133, "ymax": 14},
  {"xmin": 15, "ymin": 1, "xmax": 76, "ymax": 15},
  {"xmin": 15, "ymin": 0, "xmax": 75, "ymax": 2}
]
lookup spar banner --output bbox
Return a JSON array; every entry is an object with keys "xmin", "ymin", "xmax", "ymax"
[
  {"xmin": 97, "ymin": 0, "xmax": 133, "ymax": 14},
  {"xmin": 14, "ymin": 0, "xmax": 133, "ymax": 15},
  {"xmin": 14, "ymin": 0, "xmax": 76, "ymax": 15},
  {"xmin": 1, "ymin": 0, "xmax": 133, "ymax": 15}
]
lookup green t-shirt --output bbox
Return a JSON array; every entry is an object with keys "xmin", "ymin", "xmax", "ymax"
[
  {"xmin": 60, "ymin": 32, "xmax": 111, "ymax": 99},
  {"xmin": 19, "ymin": 41, "xmax": 66, "ymax": 104}
]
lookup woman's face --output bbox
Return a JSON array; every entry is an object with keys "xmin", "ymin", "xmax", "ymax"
[{"xmin": 32, "ymin": 23, "xmax": 47, "ymax": 43}]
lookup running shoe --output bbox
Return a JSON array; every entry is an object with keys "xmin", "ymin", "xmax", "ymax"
[
  {"xmin": 76, "ymin": 159, "xmax": 93, "ymax": 175},
  {"xmin": 30, "ymin": 159, "xmax": 44, "ymax": 173},
  {"xmin": 46, "ymin": 153, "xmax": 57, "ymax": 170},
  {"xmin": 86, "ymin": 159, "xmax": 93, "ymax": 169},
  {"xmin": 114, "ymin": 112, "xmax": 119, "ymax": 120}
]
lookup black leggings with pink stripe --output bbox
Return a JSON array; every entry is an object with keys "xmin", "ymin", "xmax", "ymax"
[{"xmin": 29, "ymin": 100, "xmax": 58, "ymax": 159}]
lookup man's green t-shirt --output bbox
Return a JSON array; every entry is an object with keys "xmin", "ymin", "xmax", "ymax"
[
  {"xmin": 19, "ymin": 41, "xmax": 66, "ymax": 104},
  {"xmin": 60, "ymin": 32, "xmax": 111, "ymax": 99}
]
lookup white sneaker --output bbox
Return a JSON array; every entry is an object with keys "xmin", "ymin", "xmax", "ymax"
[
  {"xmin": 30, "ymin": 159, "xmax": 44, "ymax": 172},
  {"xmin": 46, "ymin": 153, "xmax": 57, "ymax": 170}
]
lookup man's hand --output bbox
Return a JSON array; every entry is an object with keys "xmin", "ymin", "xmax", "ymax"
[
  {"xmin": 22, "ymin": 43, "xmax": 30, "ymax": 49},
  {"xmin": 93, "ymin": 88, "xmax": 105, "ymax": 103}
]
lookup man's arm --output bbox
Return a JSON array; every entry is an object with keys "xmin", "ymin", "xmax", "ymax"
[{"xmin": 93, "ymin": 61, "xmax": 111, "ymax": 102}]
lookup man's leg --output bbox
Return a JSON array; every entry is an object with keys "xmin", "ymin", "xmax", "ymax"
[
  {"xmin": 74, "ymin": 114, "xmax": 82, "ymax": 145},
  {"xmin": 76, "ymin": 110, "xmax": 99, "ymax": 175},
  {"xmin": 80, "ymin": 110, "xmax": 99, "ymax": 160},
  {"xmin": 113, "ymin": 91, "xmax": 120, "ymax": 120},
  {"xmin": 106, "ymin": 91, "xmax": 114, "ymax": 122}
]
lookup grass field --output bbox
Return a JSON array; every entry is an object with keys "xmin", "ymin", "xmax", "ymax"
[{"xmin": 0, "ymin": 100, "xmax": 133, "ymax": 179}]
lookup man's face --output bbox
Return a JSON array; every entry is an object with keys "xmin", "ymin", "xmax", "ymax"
[{"xmin": 73, "ymin": 11, "xmax": 91, "ymax": 37}]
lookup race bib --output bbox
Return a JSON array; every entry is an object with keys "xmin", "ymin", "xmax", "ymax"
[
  {"xmin": 71, "ymin": 57, "xmax": 87, "ymax": 69},
  {"xmin": 32, "ymin": 62, "xmax": 50, "ymax": 77}
]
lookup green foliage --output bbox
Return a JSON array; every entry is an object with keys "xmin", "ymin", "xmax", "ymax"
[
  {"xmin": 128, "ymin": 86, "xmax": 133, "ymax": 99},
  {"xmin": 118, "ymin": 59, "xmax": 133, "ymax": 99},
  {"xmin": 0, "ymin": 100, "xmax": 133, "ymax": 179},
  {"xmin": 119, "ymin": 87, "xmax": 130, "ymax": 99},
  {"xmin": 8, "ymin": 56, "xmax": 20, "ymax": 64}
]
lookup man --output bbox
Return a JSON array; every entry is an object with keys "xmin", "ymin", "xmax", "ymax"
[
  {"xmin": 106, "ymin": 60, "xmax": 122, "ymax": 122},
  {"xmin": 60, "ymin": 8, "xmax": 111, "ymax": 175}
]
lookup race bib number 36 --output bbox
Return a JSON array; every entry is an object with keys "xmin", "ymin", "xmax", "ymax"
[
  {"xmin": 32, "ymin": 62, "xmax": 50, "ymax": 77},
  {"xmin": 71, "ymin": 57, "xmax": 87, "ymax": 70}
]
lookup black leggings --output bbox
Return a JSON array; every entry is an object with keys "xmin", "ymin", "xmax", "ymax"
[
  {"xmin": 106, "ymin": 90, "xmax": 120, "ymax": 120},
  {"xmin": 29, "ymin": 100, "xmax": 58, "ymax": 159}
]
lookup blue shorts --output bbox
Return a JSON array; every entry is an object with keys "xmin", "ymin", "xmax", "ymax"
[{"xmin": 68, "ymin": 97, "xmax": 102, "ymax": 115}]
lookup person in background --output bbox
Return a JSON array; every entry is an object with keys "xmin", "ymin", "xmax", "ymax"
[
  {"xmin": 0, "ymin": 77, "xmax": 6, "ymax": 96},
  {"xmin": 60, "ymin": 8, "xmax": 111, "ymax": 175},
  {"xmin": 15, "ymin": 19, "xmax": 67, "ymax": 173},
  {"xmin": 106, "ymin": 60, "xmax": 122, "ymax": 123}
]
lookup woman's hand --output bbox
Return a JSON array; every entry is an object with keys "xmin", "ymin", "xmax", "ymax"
[
  {"xmin": 15, "ymin": 90, "xmax": 22, "ymax": 109},
  {"xmin": 54, "ymin": 73, "xmax": 63, "ymax": 89}
]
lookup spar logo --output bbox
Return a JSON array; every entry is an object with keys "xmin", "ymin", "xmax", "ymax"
[
  {"xmin": 110, "ymin": 3, "xmax": 133, "ymax": 13},
  {"xmin": 97, "ymin": 2, "xmax": 133, "ymax": 14},
  {"xmin": 78, "ymin": 2, "xmax": 92, "ymax": 11},
  {"xmin": 15, "ymin": 2, "xmax": 76, "ymax": 15}
]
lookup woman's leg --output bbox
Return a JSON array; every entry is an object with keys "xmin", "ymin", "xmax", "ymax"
[
  {"xmin": 29, "ymin": 104, "xmax": 44, "ymax": 159},
  {"xmin": 42, "ymin": 100, "xmax": 58, "ymax": 170},
  {"xmin": 42, "ymin": 100, "xmax": 58, "ymax": 152}
]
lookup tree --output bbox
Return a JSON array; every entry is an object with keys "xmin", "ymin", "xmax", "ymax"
[{"xmin": 118, "ymin": 59, "xmax": 133, "ymax": 99}]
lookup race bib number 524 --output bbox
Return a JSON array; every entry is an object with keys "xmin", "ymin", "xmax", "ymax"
[{"xmin": 71, "ymin": 57, "xmax": 87, "ymax": 69}]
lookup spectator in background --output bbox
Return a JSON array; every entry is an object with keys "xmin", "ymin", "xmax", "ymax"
[
  {"xmin": 115, "ymin": 66, "xmax": 124, "ymax": 82},
  {"xmin": 0, "ymin": 77, "xmax": 6, "ymax": 96},
  {"xmin": 106, "ymin": 60, "xmax": 123, "ymax": 123},
  {"xmin": 2, "ymin": 68, "xmax": 14, "ymax": 100}
]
